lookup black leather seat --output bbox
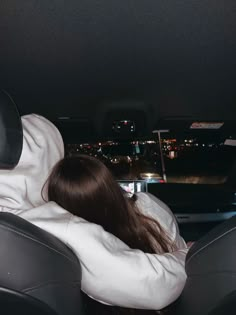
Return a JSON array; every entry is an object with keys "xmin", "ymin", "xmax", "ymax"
[
  {"xmin": 0, "ymin": 90, "xmax": 85, "ymax": 315},
  {"xmin": 0, "ymin": 286, "xmax": 57, "ymax": 315},
  {"xmin": 0, "ymin": 90, "xmax": 23, "ymax": 169},
  {"xmin": 171, "ymin": 215, "xmax": 236, "ymax": 315},
  {"xmin": 0, "ymin": 212, "xmax": 84, "ymax": 315},
  {"xmin": 208, "ymin": 290, "xmax": 236, "ymax": 315}
]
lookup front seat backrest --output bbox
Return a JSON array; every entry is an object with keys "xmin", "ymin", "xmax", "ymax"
[
  {"xmin": 0, "ymin": 286, "xmax": 57, "ymax": 315},
  {"xmin": 208, "ymin": 290, "xmax": 236, "ymax": 315},
  {"xmin": 174, "ymin": 215, "xmax": 236, "ymax": 315},
  {"xmin": 0, "ymin": 90, "xmax": 22, "ymax": 169},
  {"xmin": 0, "ymin": 212, "xmax": 84, "ymax": 315}
]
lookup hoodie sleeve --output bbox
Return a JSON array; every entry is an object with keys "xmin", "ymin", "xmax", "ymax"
[
  {"xmin": 66, "ymin": 216, "xmax": 187, "ymax": 310},
  {"xmin": 136, "ymin": 192, "xmax": 187, "ymax": 250}
]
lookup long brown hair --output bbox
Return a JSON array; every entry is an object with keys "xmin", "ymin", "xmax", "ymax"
[{"xmin": 47, "ymin": 154, "xmax": 173, "ymax": 254}]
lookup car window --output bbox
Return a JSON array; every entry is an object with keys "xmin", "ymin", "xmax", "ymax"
[
  {"xmin": 66, "ymin": 139, "xmax": 164, "ymax": 183},
  {"xmin": 66, "ymin": 130, "xmax": 236, "ymax": 186},
  {"xmin": 160, "ymin": 131, "xmax": 236, "ymax": 185}
]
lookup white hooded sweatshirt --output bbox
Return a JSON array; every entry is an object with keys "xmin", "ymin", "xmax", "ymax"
[{"xmin": 0, "ymin": 114, "xmax": 187, "ymax": 310}]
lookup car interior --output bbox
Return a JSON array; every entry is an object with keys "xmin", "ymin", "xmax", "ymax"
[{"xmin": 0, "ymin": 1, "xmax": 236, "ymax": 314}]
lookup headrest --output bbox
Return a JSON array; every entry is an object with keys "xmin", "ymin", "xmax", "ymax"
[{"xmin": 0, "ymin": 90, "xmax": 23, "ymax": 169}]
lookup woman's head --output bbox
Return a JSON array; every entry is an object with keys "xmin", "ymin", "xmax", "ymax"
[
  {"xmin": 47, "ymin": 154, "xmax": 173, "ymax": 253},
  {"xmin": 47, "ymin": 154, "xmax": 130, "ymax": 230}
]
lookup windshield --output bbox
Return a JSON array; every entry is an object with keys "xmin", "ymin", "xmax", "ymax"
[
  {"xmin": 160, "ymin": 132, "xmax": 236, "ymax": 185},
  {"xmin": 67, "ymin": 139, "xmax": 164, "ymax": 183},
  {"xmin": 66, "ymin": 130, "xmax": 236, "ymax": 185}
]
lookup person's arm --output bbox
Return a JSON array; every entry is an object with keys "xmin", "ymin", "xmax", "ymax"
[
  {"xmin": 136, "ymin": 192, "xmax": 187, "ymax": 250},
  {"xmin": 66, "ymin": 216, "xmax": 187, "ymax": 310}
]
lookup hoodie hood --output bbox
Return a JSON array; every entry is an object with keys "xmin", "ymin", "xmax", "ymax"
[{"xmin": 0, "ymin": 114, "xmax": 64, "ymax": 211}]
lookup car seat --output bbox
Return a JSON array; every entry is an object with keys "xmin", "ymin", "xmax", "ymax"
[
  {"xmin": 0, "ymin": 90, "xmax": 85, "ymax": 315},
  {"xmin": 170, "ymin": 215, "xmax": 236, "ymax": 315},
  {"xmin": 0, "ymin": 286, "xmax": 57, "ymax": 315}
]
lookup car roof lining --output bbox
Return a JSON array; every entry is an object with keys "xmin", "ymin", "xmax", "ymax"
[{"xmin": 0, "ymin": 0, "xmax": 235, "ymax": 123}]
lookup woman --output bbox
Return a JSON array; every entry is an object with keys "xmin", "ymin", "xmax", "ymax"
[{"xmin": 47, "ymin": 154, "xmax": 186, "ymax": 314}]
